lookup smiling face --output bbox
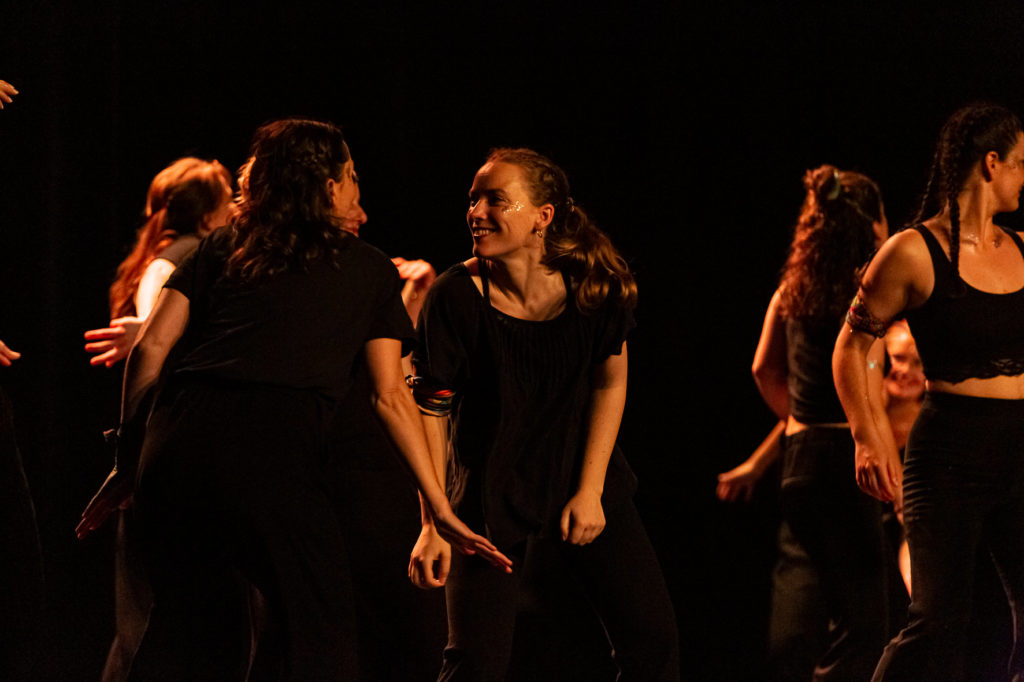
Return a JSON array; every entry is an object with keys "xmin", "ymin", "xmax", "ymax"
[
  {"xmin": 884, "ymin": 322, "xmax": 925, "ymax": 402},
  {"xmin": 466, "ymin": 161, "xmax": 551, "ymax": 261}
]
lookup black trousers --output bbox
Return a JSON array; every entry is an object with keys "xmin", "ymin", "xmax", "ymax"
[
  {"xmin": 777, "ymin": 427, "xmax": 894, "ymax": 682},
  {"xmin": 873, "ymin": 393, "xmax": 1024, "ymax": 682},
  {"xmin": 438, "ymin": 498, "xmax": 679, "ymax": 681},
  {"xmin": 131, "ymin": 382, "xmax": 357, "ymax": 682}
]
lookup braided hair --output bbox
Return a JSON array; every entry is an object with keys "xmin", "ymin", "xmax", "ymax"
[
  {"xmin": 914, "ymin": 103, "xmax": 1023, "ymax": 294},
  {"xmin": 778, "ymin": 165, "xmax": 883, "ymax": 321}
]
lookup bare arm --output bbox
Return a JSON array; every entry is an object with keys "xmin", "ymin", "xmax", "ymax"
[
  {"xmin": 84, "ymin": 258, "xmax": 175, "ymax": 367},
  {"xmin": 752, "ymin": 289, "xmax": 789, "ymax": 420},
  {"xmin": 135, "ymin": 258, "xmax": 177, "ymax": 320},
  {"xmin": 559, "ymin": 342, "xmax": 628, "ymax": 546},
  {"xmin": 717, "ymin": 420, "xmax": 785, "ymax": 503},
  {"xmin": 365, "ymin": 337, "xmax": 512, "ymax": 575},
  {"xmin": 409, "ymin": 412, "xmax": 454, "ymax": 588},
  {"xmin": 77, "ymin": 288, "xmax": 190, "ymax": 538},
  {"xmin": 833, "ymin": 230, "xmax": 929, "ymax": 502}
]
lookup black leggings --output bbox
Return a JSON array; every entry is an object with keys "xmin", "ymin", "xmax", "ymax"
[
  {"xmin": 439, "ymin": 498, "xmax": 679, "ymax": 681},
  {"xmin": 873, "ymin": 393, "xmax": 1024, "ymax": 682},
  {"xmin": 776, "ymin": 426, "xmax": 894, "ymax": 682}
]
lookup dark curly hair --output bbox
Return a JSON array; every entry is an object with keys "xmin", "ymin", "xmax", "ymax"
[
  {"xmin": 913, "ymin": 102, "xmax": 1023, "ymax": 294},
  {"xmin": 228, "ymin": 118, "xmax": 354, "ymax": 282},
  {"xmin": 486, "ymin": 148, "xmax": 637, "ymax": 313},
  {"xmin": 778, "ymin": 165, "xmax": 883, "ymax": 321}
]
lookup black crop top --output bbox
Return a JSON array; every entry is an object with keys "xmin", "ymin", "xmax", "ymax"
[
  {"xmin": 785, "ymin": 316, "xmax": 847, "ymax": 424},
  {"xmin": 903, "ymin": 224, "xmax": 1024, "ymax": 383}
]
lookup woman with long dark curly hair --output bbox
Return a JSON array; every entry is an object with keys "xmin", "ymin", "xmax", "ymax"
[
  {"xmin": 408, "ymin": 148, "xmax": 678, "ymax": 680},
  {"xmin": 834, "ymin": 103, "xmax": 1024, "ymax": 681},
  {"xmin": 752, "ymin": 164, "xmax": 893, "ymax": 681},
  {"xmin": 78, "ymin": 119, "xmax": 510, "ymax": 680}
]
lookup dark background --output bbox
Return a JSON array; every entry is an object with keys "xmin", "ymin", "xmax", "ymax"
[{"xmin": 2, "ymin": 1, "xmax": 1024, "ymax": 679}]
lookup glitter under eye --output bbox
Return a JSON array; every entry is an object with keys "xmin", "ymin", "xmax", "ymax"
[{"xmin": 502, "ymin": 200, "xmax": 523, "ymax": 215}]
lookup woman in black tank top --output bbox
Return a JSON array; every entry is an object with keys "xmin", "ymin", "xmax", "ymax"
[
  {"xmin": 835, "ymin": 103, "xmax": 1024, "ymax": 681},
  {"xmin": 751, "ymin": 165, "xmax": 896, "ymax": 681}
]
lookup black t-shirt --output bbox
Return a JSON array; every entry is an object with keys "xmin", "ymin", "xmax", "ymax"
[
  {"xmin": 413, "ymin": 263, "xmax": 637, "ymax": 548},
  {"xmin": 164, "ymin": 228, "xmax": 414, "ymax": 400},
  {"xmin": 156, "ymin": 234, "xmax": 202, "ymax": 267}
]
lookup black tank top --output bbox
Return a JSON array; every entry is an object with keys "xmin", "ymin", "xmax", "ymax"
[
  {"xmin": 785, "ymin": 316, "xmax": 847, "ymax": 424},
  {"xmin": 903, "ymin": 224, "xmax": 1024, "ymax": 383}
]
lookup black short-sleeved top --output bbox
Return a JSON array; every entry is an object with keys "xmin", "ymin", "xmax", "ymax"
[
  {"xmin": 164, "ymin": 228, "xmax": 414, "ymax": 400},
  {"xmin": 413, "ymin": 263, "xmax": 637, "ymax": 548},
  {"xmin": 156, "ymin": 234, "xmax": 201, "ymax": 267}
]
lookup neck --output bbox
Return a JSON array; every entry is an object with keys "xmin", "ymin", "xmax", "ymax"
[
  {"xmin": 944, "ymin": 180, "xmax": 1001, "ymax": 243},
  {"xmin": 485, "ymin": 253, "xmax": 560, "ymax": 303}
]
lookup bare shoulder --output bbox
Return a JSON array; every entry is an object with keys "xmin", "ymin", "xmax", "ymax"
[{"xmin": 862, "ymin": 228, "xmax": 934, "ymax": 312}]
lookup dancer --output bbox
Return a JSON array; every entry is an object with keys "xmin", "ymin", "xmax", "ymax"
[
  {"xmin": 752, "ymin": 164, "xmax": 893, "ymax": 681},
  {"xmin": 84, "ymin": 157, "xmax": 236, "ymax": 367},
  {"xmin": 834, "ymin": 102, "xmax": 1024, "ymax": 682},
  {"xmin": 79, "ymin": 157, "xmax": 236, "ymax": 682},
  {"xmin": 78, "ymin": 119, "xmax": 510, "ymax": 680},
  {"xmin": 408, "ymin": 148, "xmax": 679, "ymax": 680}
]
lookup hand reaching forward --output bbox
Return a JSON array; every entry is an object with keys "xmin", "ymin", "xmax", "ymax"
[
  {"xmin": 0, "ymin": 81, "xmax": 18, "ymax": 109},
  {"xmin": 716, "ymin": 460, "xmax": 762, "ymax": 503},
  {"xmin": 84, "ymin": 317, "xmax": 143, "ymax": 367},
  {"xmin": 76, "ymin": 467, "xmax": 134, "ymax": 540},
  {"xmin": 560, "ymin": 489, "xmax": 606, "ymax": 545},
  {"xmin": 429, "ymin": 506, "xmax": 513, "ymax": 573},
  {"xmin": 0, "ymin": 339, "xmax": 21, "ymax": 366}
]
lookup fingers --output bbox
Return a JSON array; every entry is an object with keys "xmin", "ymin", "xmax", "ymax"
[
  {"xmin": 84, "ymin": 326, "xmax": 127, "ymax": 341},
  {"xmin": 0, "ymin": 80, "xmax": 16, "ymax": 108},
  {"xmin": 0, "ymin": 339, "xmax": 21, "ymax": 366},
  {"xmin": 560, "ymin": 505, "xmax": 571, "ymax": 541}
]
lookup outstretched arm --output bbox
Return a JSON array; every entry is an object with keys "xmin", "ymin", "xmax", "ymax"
[
  {"xmin": 365, "ymin": 337, "xmax": 512, "ymax": 577},
  {"xmin": 560, "ymin": 342, "xmax": 628, "ymax": 546},
  {"xmin": 717, "ymin": 420, "xmax": 785, "ymax": 503},
  {"xmin": 76, "ymin": 289, "xmax": 189, "ymax": 539}
]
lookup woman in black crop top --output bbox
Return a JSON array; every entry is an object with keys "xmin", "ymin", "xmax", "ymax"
[
  {"xmin": 834, "ymin": 103, "xmax": 1024, "ymax": 681},
  {"xmin": 408, "ymin": 148, "xmax": 679, "ymax": 680},
  {"xmin": 752, "ymin": 165, "xmax": 896, "ymax": 681},
  {"xmin": 76, "ymin": 119, "xmax": 510, "ymax": 679}
]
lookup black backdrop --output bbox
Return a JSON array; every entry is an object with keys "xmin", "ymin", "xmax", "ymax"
[{"xmin": 2, "ymin": 2, "xmax": 1024, "ymax": 679}]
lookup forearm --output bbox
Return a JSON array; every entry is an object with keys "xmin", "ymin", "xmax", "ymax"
[
  {"xmin": 417, "ymin": 413, "xmax": 450, "ymax": 526},
  {"xmin": 834, "ymin": 326, "xmax": 896, "ymax": 452},
  {"xmin": 577, "ymin": 381, "xmax": 627, "ymax": 497},
  {"xmin": 373, "ymin": 386, "xmax": 451, "ymax": 517},
  {"xmin": 747, "ymin": 420, "xmax": 785, "ymax": 474}
]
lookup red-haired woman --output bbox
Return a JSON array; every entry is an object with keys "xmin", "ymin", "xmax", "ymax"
[
  {"xmin": 408, "ymin": 148, "xmax": 678, "ymax": 680},
  {"xmin": 84, "ymin": 157, "xmax": 236, "ymax": 366}
]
